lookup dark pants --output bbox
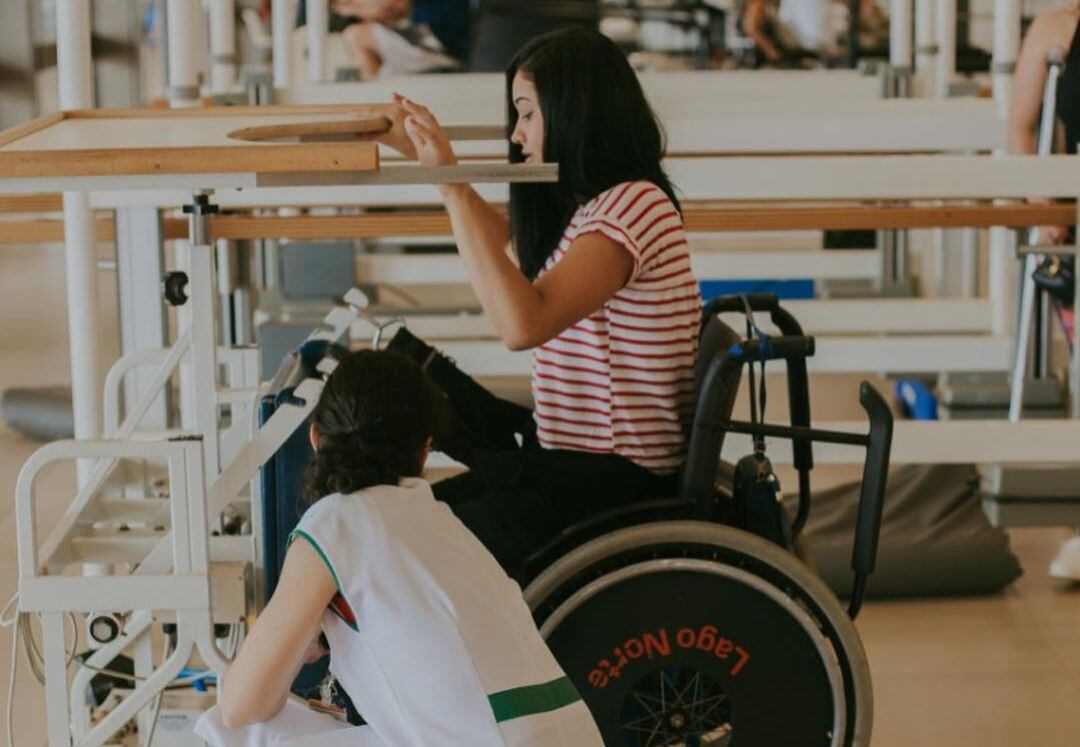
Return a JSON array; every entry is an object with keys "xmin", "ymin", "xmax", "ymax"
[{"xmin": 387, "ymin": 329, "xmax": 680, "ymax": 575}]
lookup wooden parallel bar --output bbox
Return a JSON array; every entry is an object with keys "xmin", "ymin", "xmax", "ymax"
[
  {"xmin": 3, "ymin": 203, "xmax": 1076, "ymax": 245},
  {"xmin": 681, "ymin": 204, "xmax": 1077, "ymax": 232},
  {"xmin": 0, "ymin": 217, "xmax": 115, "ymax": 244},
  {"xmin": 0, "ymin": 193, "xmax": 63, "ymax": 213},
  {"xmin": 201, "ymin": 203, "xmax": 1077, "ymax": 240}
]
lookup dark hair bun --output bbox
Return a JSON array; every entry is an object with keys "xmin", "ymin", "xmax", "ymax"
[{"xmin": 303, "ymin": 350, "xmax": 435, "ymax": 503}]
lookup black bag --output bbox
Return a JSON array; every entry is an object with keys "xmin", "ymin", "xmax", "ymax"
[
  {"xmin": 1032, "ymin": 255, "xmax": 1075, "ymax": 306},
  {"xmin": 732, "ymin": 452, "xmax": 792, "ymax": 549}
]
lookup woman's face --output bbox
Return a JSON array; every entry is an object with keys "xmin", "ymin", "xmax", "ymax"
[{"xmin": 510, "ymin": 72, "xmax": 545, "ymax": 164}]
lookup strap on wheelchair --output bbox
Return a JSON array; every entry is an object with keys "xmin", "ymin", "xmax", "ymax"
[{"xmin": 739, "ymin": 294, "xmax": 772, "ymax": 457}]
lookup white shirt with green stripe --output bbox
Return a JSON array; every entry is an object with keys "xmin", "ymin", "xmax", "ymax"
[{"xmin": 204, "ymin": 477, "xmax": 602, "ymax": 746}]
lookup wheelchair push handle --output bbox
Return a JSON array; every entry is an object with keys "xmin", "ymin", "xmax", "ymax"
[
  {"xmin": 703, "ymin": 295, "xmax": 814, "ymax": 473},
  {"xmin": 728, "ymin": 335, "xmax": 815, "ymax": 363},
  {"xmin": 703, "ymin": 293, "xmax": 805, "ymax": 337},
  {"xmin": 847, "ymin": 381, "xmax": 894, "ymax": 619}
]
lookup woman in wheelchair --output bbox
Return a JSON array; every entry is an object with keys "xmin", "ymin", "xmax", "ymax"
[
  {"xmin": 374, "ymin": 27, "xmax": 703, "ymax": 577},
  {"xmin": 197, "ymin": 351, "xmax": 603, "ymax": 746}
]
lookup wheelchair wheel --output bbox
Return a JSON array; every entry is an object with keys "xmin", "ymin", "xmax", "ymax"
[{"xmin": 524, "ymin": 521, "xmax": 872, "ymax": 747}]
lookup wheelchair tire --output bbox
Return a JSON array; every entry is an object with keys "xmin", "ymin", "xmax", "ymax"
[{"xmin": 524, "ymin": 521, "xmax": 872, "ymax": 747}]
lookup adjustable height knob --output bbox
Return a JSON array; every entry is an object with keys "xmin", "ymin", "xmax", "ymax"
[
  {"xmin": 182, "ymin": 194, "xmax": 220, "ymax": 217},
  {"xmin": 162, "ymin": 271, "xmax": 190, "ymax": 306}
]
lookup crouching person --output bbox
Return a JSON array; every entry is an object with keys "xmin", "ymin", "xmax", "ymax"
[{"xmin": 196, "ymin": 350, "xmax": 602, "ymax": 746}]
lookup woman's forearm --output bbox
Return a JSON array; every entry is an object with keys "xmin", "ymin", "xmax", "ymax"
[
  {"xmin": 441, "ymin": 185, "xmax": 542, "ymax": 349},
  {"xmin": 220, "ymin": 654, "xmax": 297, "ymax": 728},
  {"xmin": 1008, "ymin": 129, "xmax": 1037, "ymax": 156}
]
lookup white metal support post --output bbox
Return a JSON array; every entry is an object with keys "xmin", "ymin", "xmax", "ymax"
[
  {"xmin": 990, "ymin": 0, "xmax": 1021, "ymax": 338},
  {"xmin": 935, "ymin": 0, "xmax": 956, "ymax": 99},
  {"xmin": 914, "ymin": 23, "xmax": 952, "ymax": 366},
  {"xmin": 167, "ymin": 0, "xmax": 203, "ymax": 107},
  {"xmin": 42, "ymin": 612, "xmax": 71, "ymax": 746},
  {"xmin": 306, "ymin": 0, "xmax": 329, "ymax": 84},
  {"xmin": 915, "ymin": 0, "xmax": 937, "ymax": 96},
  {"xmin": 1009, "ymin": 50, "xmax": 1064, "ymax": 422},
  {"xmin": 57, "ymin": 0, "xmax": 101, "ymax": 486},
  {"xmin": 179, "ymin": 194, "xmax": 222, "ymax": 478},
  {"xmin": 115, "ymin": 207, "xmax": 169, "ymax": 430},
  {"xmin": 216, "ymin": 238, "xmax": 237, "ymax": 345},
  {"xmin": 207, "ymin": 0, "xmax": 238, "ymax": 95},
  {"xmin": 273, "ymin": 0, "xmax": 294, "ymax": 90},
  {"xmin": 890, "ymin": 0, "xmax": 914, "ymax": 94},
  {"xmin": 133, "ymin": 625, "xmax": 156, "ymax": 744},
  {"xmin": 884, "ymin": 0, "xmax": 915, "ymax": 294},
  {"xmin": 940, "ymin": 0, "xmax": 979, "ymax": 301}
]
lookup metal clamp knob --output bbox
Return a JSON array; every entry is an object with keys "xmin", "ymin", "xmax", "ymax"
[{"xmin": 162, "ymin": 271, "xmax": 190, "ymax": 306}]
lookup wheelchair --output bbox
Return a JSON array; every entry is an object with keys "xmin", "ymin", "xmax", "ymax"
[{"xmin": 260, "ymin": 293, "xmax": 893, "ymax": 747}]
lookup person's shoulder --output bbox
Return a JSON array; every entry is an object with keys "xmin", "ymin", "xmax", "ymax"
[
  {"xmin": 297, "ymin": 491, "xmax": 353, "ymax": 526},
  {"xmin": 355, "ymin": 478, "xmax": 436, "ymax": 512},
  {"xmin": 301, "ymin": 480, "xmax": 433, "ymax": 522},
  {"xmin": 585, "ymin": 181, "xmax": 670, "ymax": 217}
]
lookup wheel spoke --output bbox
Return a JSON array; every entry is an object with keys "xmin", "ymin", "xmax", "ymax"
[
  {"xmin": 693, "ymin": 693, "xmax": 732, "ymax": 727},
  {"xmin": 623, "ymin": 667, "xmax": 731, "ymax": 747},
  {"xmin": 624, "ymin": 714, "xmax": 660, "ymax": 730},
  {"xmin": 665, "ymin": 670, "xmax": 691, "ymax": 709},
  {"xmin": 659, "ymin": 667, "xmax": 667, "ymax": 712},
  {"xmin": 631, "ymin": 692, "xmax": 662, "ymax": 723}
]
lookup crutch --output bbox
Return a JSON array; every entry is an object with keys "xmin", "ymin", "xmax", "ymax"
[{"xmin": 1009, "ymin": 46, "xmax": 1065, "ymax": 422}]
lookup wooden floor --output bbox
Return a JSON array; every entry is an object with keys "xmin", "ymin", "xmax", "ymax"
[{"xmin": 1, "ymin": 244, "xmax": 1079, "ymax": 745}]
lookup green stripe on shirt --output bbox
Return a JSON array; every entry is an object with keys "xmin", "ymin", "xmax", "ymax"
[
  {"xmin": 488, "ymin": 676, "xmax": 582, "ymax": 723},
  {"xmin": 287, "ymin": 529, "xmax": 359, "ymax": 632}
]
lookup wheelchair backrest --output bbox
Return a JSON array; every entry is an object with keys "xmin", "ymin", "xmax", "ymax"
[{"xmin": 680, "ymin": 312, "xmax": 744, "ymax": 504}]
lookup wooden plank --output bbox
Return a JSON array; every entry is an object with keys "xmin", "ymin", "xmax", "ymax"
[
  {"xmin": 0, "ymin": 111, "xmax": 65, "ymax": 148},
  {"xmin": 10, "ymin": 202, "xmax": 1073, "ymax": 246},
  {"xmin": 0, "ymin": 141, "xmax": 380, "ymax": 179},
  {"xmin": 0, "ymin": 217, "xmax": 114, "ymax": 244},
  {"xmin": 682, "ymin": 204, "xmax": 1077, "ymax": 232},
  {"xmin": 227, "ymin": 116, "xmax": 391, "ymax": 143},
  {"xmin": 0, "ymin": 193, "xmax": 62, "ymax": 213},
  {"xmin": 155, "ymin": 203, "xmax": 1074, "ymax": 242}
]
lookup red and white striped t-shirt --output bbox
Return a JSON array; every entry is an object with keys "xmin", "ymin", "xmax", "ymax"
[{"xmin": 532, "ymin": 180, "xmax": 702, "ymax": 474}]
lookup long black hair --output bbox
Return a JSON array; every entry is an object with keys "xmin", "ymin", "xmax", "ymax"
[
  {"xmin": 304, "ymin": 350, "xmax": 434, "ymax": 502},
  {"xmin": 506, "ymin": 27, "xmax": 681, "ymax": 280}
]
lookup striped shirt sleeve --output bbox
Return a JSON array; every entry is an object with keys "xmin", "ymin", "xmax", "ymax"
[{"xmin": 573, "ymin": 181, "xmax": 681, "ymax": 283}]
